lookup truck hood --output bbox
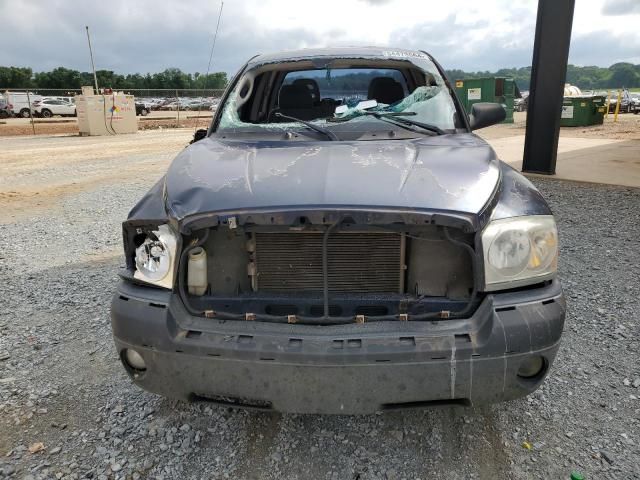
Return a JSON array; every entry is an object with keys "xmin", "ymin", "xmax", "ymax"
[{"xmin": 165, "ymin": 134, "xmax": 501, "ymax": 221}]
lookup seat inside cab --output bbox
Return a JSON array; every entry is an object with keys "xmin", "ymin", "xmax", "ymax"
[{"xmin": 233, "ymin": 62, "xmax": 438, "ymax": 125}]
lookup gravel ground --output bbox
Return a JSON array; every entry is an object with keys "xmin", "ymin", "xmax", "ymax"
[
  {"xmin": 0, "ymin": 114, "xmax": 213, "ymax": 137},
  {"xmin": 1, "ymin": 134, "xmax": 639, "ymax": 479}
]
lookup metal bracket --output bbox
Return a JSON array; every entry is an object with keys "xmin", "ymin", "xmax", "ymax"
[
  {"xmin": 355, "ymin": 315, "xmax": 366, "ymax": 324},
  {"xmin": 204, "ymin": 310, "xmax": 216, "ymax": 318},
  {"xmin": 245, "ymin": 313, "xmax": 256, "ymax": 321},
  {"xmin": 398, "ymin": 313, "xmax": 408, "ymax": 322},
  {"xmin": 287, "ymin": 315, "xmax": 297, "ymax": 324}
]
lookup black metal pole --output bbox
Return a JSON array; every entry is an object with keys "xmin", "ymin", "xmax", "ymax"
[{"xmin": 522, "ymin": 0, "xmax": 575, "ymax": 174}]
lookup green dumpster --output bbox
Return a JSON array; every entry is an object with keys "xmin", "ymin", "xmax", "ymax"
[
  {"xmin": 560, "ymin": 95, "xmax": 605, "ymax": 127},
  {"xmin": 454, "ymin": 77, "xmax": 515, "ymax": 124}
]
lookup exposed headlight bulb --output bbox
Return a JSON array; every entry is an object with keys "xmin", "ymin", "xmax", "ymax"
[
  {"xmin": 135, "ymin": 237, "xmax": 170, "ymax": 280},
  {"xmin": 133, "ymin": 224, "xmax": 177, "ymax": 286}
]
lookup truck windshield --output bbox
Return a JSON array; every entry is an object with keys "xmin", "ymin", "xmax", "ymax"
[{"xmin": 217, "ymin": 56, "xmax": 460, "ymax": 135}]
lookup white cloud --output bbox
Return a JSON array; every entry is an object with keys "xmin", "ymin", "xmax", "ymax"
[
  {"xmin": 602, "ymin": 0, "xmax": 640, "ymax": 15},
  {"xmin": 0, "ymin": 0, "xmax": 638, "ymax": 75}
]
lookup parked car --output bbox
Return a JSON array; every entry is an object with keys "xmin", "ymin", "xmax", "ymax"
[
  {"xmin": 184, "ymin": 100, "xmax": 213, "ymax": 111},
  {"xmin": 3, "ymin": 91, "xmax": 43, "ymax": 117},
  {"xmin": 112, "ymin": 47, "xmax": 564, "ymax": 414},
  {"xmin": 135, "ymin": 102, "xmax": 149, "ymax": 116},
  {"xmin": 630, "ymin": 93, "xmax": 640, "ymax": 115},
  {"xmin": 32, "ymin": 98, "xmax": 76, "ymax": 118},
  {"xmin": 514, "ymin": 93, "xmax": 529, "ymax": 112},
  {"xmin": 607, "ymin": 89, "xmax": 632, "ymax": 113},
  {"xmin": 42, "ymin": 96, "xmax": 75, "ymax": 105},
  {"xmin": 158, "ymin": 101, "xmax": 181, "ymax": 111},
  {"xmin": 0, "ymin": 97, "xmax": 11, "ymax": 118}
]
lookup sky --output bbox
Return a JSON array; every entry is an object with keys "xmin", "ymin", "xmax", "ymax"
[{"xmin": 1, "ymin": 0, "xmax": 639, "ymax": 75}]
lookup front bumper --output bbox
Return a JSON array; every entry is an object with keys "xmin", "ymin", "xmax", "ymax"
[{"xmin": 111, "ymin": 280, "xmax": 565, "ymax": 414}]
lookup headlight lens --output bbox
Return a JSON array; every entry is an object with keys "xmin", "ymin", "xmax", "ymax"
[
  {"xmin": 135, "ymin": 237, "xmax": 170, "ymax": 280},
  {"xmin": 482, "ymin": 216, "xmax": 558, "ymax": 291},
  {"xmin": 133, "ymin": 224, "xmax": 177, "ymax": 288}
]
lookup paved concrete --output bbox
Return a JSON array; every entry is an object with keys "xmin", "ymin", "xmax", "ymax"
[{"xmin": 487, "ymin": 135, "xmax": 640, "ymax": 188}]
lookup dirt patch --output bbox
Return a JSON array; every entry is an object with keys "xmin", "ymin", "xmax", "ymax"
[
  {"xmin": 0, "ymin": 129, "xmax": 191, "ymax": 222},
  {"xmin": 481, "ymin": 111, "xmax": 640, "ymax": 140},
  {"xmin": 0, "ymin": 117, "xmax": 212, "ymax": 137}
]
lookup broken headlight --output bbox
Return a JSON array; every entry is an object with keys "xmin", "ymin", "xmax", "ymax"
[
  {"xmin": 482, "ymin": 215, "xmax": 558, "ymax": 291},
  {"xmin": 133, "ymin": 224, "xmax": 177, "ymax": 289}
]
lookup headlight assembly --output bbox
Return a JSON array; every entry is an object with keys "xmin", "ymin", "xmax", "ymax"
[
  {"xmin": 133, "ymin": 224, "xmax": 177, "ymax": 288},
  {"xmin": 482, "ymin": 215, "xmax": 558, "ymax": 291}
]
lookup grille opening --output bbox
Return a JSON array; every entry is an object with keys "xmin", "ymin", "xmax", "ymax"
[
  {"xmin": 309, "ymin": 305, "xmax": 342, "ymax": 317},
  {"xmin": 265, "ymin": 304, "xmax": 298, "ymax": 316},
  {"xmin": 189, "ymin": 224, "xmax": 477, "ymax": 322},
  {"xmin": 254, "ymin": 231, "xmax": 403, "ymax": 293},
  {"xmin": 355, "ymin": 305, "xmax": 388, "ymax": 316}
]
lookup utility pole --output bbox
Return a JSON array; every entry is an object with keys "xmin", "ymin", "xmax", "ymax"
[{"xmin": 85, "ymin": 26, "xmax": 99, "ymax": 94}]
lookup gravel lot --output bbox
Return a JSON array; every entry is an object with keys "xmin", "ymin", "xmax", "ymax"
[{"xmin": 1, "ymin": 131, "xmax": 639, "ymax": 479}]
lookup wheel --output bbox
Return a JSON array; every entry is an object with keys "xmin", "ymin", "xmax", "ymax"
[
  {"xmin": 20, "ymin": 108, "xmax": 31, "ymax": 118},
  {"xmin": 141, "ymin": 108, "xmax": 148, "ymax": 116},
  {"xmin": 40, "ymin": 109, "xmax": 52, "ymax": 118}
]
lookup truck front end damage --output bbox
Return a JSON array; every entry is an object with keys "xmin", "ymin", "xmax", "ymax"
[{"xmin": 111, "ymin": 205, "xmax": 565, "ymax": 414}]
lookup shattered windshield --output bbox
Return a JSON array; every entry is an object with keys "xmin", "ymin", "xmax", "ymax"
[{"xmin": 218, "ymin": 54, "xmax": 460, "ymax": 135}]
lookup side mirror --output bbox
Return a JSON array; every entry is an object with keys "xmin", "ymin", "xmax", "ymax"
[
  {"xmin": 191, "ymin": 129, "xmax": 208, "ymax": 144},
  {"xmin": 468, "ymin": 103, "xmax": 506, "ymax": 130}
]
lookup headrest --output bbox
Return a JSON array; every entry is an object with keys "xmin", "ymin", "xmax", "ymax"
[
  {"xmin": 293, "ymin": 78, "xmax": 321, "ymax": 102},
  {"xmin": 279, "ymin": 84, "xmax": 313, "ymax": 109},
  {"xmin": 368, "ymin": 77, "xmax": 405, "ymax": 105}
]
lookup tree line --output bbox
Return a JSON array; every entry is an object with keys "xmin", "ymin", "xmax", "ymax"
[
  {"xmin": 2, "ymin": 62, "xmax": 639, "ymax": 92},
  {"xmin": 0, "ymin": 66, "xmax": 228, "ymax": 90},
  {"xmin": 445, "ymin": 62, "xmax": 640, "ymax": 91}
]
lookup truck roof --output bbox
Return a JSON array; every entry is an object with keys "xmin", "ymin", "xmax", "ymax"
[{"xmin": 246, "ymin": 46, "xmax": 431, "ymax": 68}]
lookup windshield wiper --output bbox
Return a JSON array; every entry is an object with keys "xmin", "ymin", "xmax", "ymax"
[
  {"xmin": 364, "ymin": 112, "xmax": 445, "ymax": 135},
  {"xmin": 274, "ymin": 112, "xmax": 338, "ymax": 141}
]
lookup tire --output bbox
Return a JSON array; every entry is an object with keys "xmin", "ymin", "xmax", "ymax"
[
  {"xmin": 20, "ymin": 108, "xmax": 31, "ymax": 118},
  {"xmin": 141, "ymin": 108, "xmax": 148, "ymax": 116},
  {"xmin": 40, "ymin": 109, "xmax": 52, "ymax": 118}
]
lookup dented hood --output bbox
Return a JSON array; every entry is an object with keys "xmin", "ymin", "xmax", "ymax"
[{"xmin": 164, "ymin": 134, "xmax": 501, "ymax": 221}]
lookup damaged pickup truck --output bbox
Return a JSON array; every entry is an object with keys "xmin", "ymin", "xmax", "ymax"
[{"xmin": 111, "ymin": 47, "xmax": 565, "ymax": 414}]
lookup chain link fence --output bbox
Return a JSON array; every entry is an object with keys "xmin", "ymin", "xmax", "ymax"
[{"xmin": 1, "ymin": 88, "xmax": 227, "ymax": 134}]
